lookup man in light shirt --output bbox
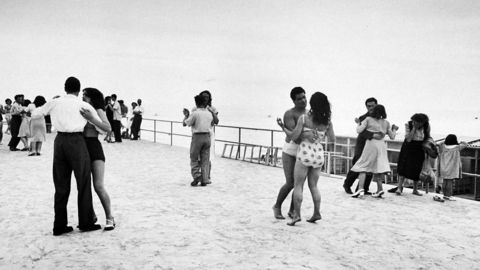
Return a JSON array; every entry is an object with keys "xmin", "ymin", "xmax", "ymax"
[
  {"xmin": 33, "ymin": 77, "xmax": 101, "ymax": 235},
  {"xmin": 7, "ymin": 94, "xmax": 25, "ymax": 151},
  {"xmin": 111, "ymin": 94, "xmax": 122, "ymax": 142},
  {"xmin": 183, "ymin": 95, "xmax": 214, "ymax": 186}
]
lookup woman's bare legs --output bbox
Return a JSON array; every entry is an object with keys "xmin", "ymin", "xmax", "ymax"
[
  {"xmin": 412, "ymin": 180, "xmax": 422, "ymax": 196},
  {"xmin": 92, "ymin": 160, "xmax": 113, "ymax": 222},
  {"xmin": 352, "ymin": 172, "xmax": 366, "ymax": 197},
  {"xmin": 396, "ymin": 176, "xmax": 405, "ymax": 195},
  {"xmin": 287, "ymin": 162, "xmax": 309, "ymax": 226},
  {"xmin": 306, "ymin": 167, "xmax": 322, "ymax": 223},
  {"xmin": 273, "ymin": 153, "xmax": 296, "ymax": 219}
]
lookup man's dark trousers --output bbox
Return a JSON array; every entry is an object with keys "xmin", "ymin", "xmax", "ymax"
[
  {"xmin": 7, "ymin": 115, "xmax": 22, "ymax": 149},
  {"xmin": 53, "ymin": 133, "xmax": 96, "ymax": 229},
  {"xmin": 344, "ymin": 130, "xmax": 373, "ymax": 192},
  {"xmin": 131, "ymin": 115, "xmax": 142, "ymax": 139},
  {"xmin": 112, "ymin": 120, "xmax": 122, "ymax": 142}
]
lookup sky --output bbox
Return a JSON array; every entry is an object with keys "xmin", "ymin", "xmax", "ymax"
[{"xmin": 1, "ymin": 0, "xmax": 480, "ymax": 137}]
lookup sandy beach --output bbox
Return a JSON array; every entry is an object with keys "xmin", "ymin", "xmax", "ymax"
[{"xmin": 0, "ymin": 132, "xmax": 479, "ymax": 270}]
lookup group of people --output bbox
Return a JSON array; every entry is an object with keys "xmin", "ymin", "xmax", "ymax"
[
  {"xmin": 103, "ymin": 94, "xmax": 144, "ymax": 143},
  {"xmin": 273, "ymin": 87, "xmax": 467, "ymax": 226}
]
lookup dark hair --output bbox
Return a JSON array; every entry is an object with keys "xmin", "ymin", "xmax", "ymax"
[
  {"xmin": 23, "ymin": 99, "xmax": 31, "ymax": 106},
  {"xmin": 33, "ymin": 96, "xmax": 46, "ymax": 107},
  {"xmin": 118, "ymin": 100, "xmax": 124, "ymax": 104},
  {"xmin": 365, "ymin": 97, "xmax": 377, "ymax": 105},
  {"xmin": 371, "ymin": 104, "xmax": 387, "ymax": 119},
  {"xmin": 65, "ymin": 77, "xmax": 81, "ymax": 93},
  {"xmin": 309, "ymin": 92, "xmax": 331, "ymax": 125},
  {"xmin": 5, "ymin": 98, "xmax": 12, "ymax": 104},
  {"xmin": 14, "ymin": 94, "xmax": 24, "ymax": 101},
  {"xmin": 105, "ymin": 96, "xmax": 111, "ymax": 106},
  {"xmin": 445, "ymin": 134, "xmax": 459, "ymax": 146},
  {"xmin": 199, "ymin": 90, "xmax": 212, "ymax": 106},
  {"xmin": 137, "ymin": 99, "xmax": 142, "ymax": 105},
  {"xmin": 111, "ymin": 94, "xmax": 117, "ymax": 99},
  {"xmin": 194, "ymin": 95, "xmax": 204, "ymax": 107},
  {"xmin": 131, "ymin": 102, "xmax": 137, "ymax": 107},
  {"xmin": 411, "ymin": 113, "xmax": 430, "ymax": 141},
  {"xmin": 290, "ymin": 87, "xmax": 305, "ymax": 101},
  {"xmin": 84, "ymin": 88, "xmax": 106, "ymax": 110}
]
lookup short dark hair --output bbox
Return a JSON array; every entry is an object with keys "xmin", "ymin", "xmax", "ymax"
[
  {"xmin": 83, "ymin": 88, "xmax": 105, "ymax": 110},
  {"xmin": 105, "ymin": 96, "xmax": 111, "ymax": 106},
  {"xmin": 5, "ymin": 98, "xmax": 12, "ymax": 104},
  {"xmin": 24, "ymin": 99, "xmax": 31, "ymax": 106},
  {"xmin": 194, "ymin": 95, "xmax": 203, "ymax": 107},
  {"xmin": 118, "ymin": 100, "xmax": 124, "ymax": 104},
  {"xmin": 371, "ymin": 104, "xmax": 387, "ymax": 119},
  {"xmin": 290, "ymin": 87, "xmax": 305, "ymax": 101},
  {"xmin": 137, "ymin": 99, "xmax": 142, "ymax": 105},
  {"xmin": 365, "ymin": 97, "xmax": 377, "ymax": 106},
  {"xmin": 111, "ymin": 94, "xmax": 117, "ymax": 99},
  {"xmin": 445, "ymin": 134, "xmax": 459, "ymax": 146},
  {"xmin": 14, "ymin": 94, "xmax": 24, "ymax": 101},
  {"xmin": 65, "ymin": 77, "xmax": 81, "ymax": 93},
  {"xmin": 33, "ymin": 96, "xmax": 46, "ymax": 107}
]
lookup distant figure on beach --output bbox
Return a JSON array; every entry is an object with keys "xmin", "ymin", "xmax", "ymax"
[
  {"xmin": 436, "ymin": 134, "xmax": 468, "ymax": 201},
  {"xmin": 81, "ymin": 87, "xmax": 115, "ymax": 230},
  {"xmin": 342, "ymin": 97, "xmax": 379, "ymax": 195},
  {"xmin": 273, "ymin": 87, "xmax": 308, "ymax": 219},
  {"xmin": 183, "ymin": 95, "xmax": 214, "ymax": 186},
  {"xmin": 0, "ymin": 103, "xmax": 4, "ymax": 144},
  {"xmin": 350, "ymin": 105, "xmax": 398, "ymax": 198},
  {"xmin": 111, "ymin": 94, "xmax": 122, "ymax": 143},
  {"xmin": 32, "ymin": 76, "xmax": 101, "ymax": 235},
  {"xmin": 392, "ymin": 113, "xmax": 430, "ymax": 196},
  {"xmin": 17, "ymin": 99, "xmax": 31, "ymax": 152},
  {"xmin": 7, "ymin": 94, "xmax": 25, "ymax": 151},
  {"xmin": 193, "ymin": 90, "xmax": 219, "ymax": 184},
  {"xmin": 26, "ymin": 96, "xmax": 47, "ymax": 156},
  {"xmin": 119, "ymin": 100, "xmax": 129, "ymax": 138},
  {"xmin": 3, "ymin": 98, "xmax": 13, "ymax": 135},
  {"xmin": 130, "ymin": 99, "xmax": 144, "ymax": 140},
  {"xmin": 104, "ymin": 96, "xmax": 114, "ymax": 143},
  {"xmin": 280, "ymin": 92, "xmax": 335, "ymax": 226}
]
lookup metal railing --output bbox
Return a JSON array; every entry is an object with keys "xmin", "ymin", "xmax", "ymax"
[{"xmin": 139, "ymin": 118, "xmax": 480, "ymax": 201}]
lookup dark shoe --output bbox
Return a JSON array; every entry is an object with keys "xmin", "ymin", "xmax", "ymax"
[
  {"xmin": 79, "ymin": 224, "xmax": 102, "ymax": 232},
  {"xmin": 387, "ymin": 187, "xmax": 398, "ymax": 193},
  {"xmin": 364, "ymin": 191, "xmax": 373, "ymax": 196},
  {"xmin": 200, "ymin": 182, "xmax": 207, "ymax": 186},
  {"xmin": 53, "ymin": 226, "xmax": 74, "ymax": 236},
  {"xmin": 190, "ymin": 180, "xmax": 199, "ymax": 186},
  {"xmin": 10, "ymin": 148, "xmax": 19, "ymax": 151},
  {"xmin": 206, "ymin": 180, "xmax": 212, "ymax": 185},
  {"xmin": 28, "ymin": 152, "xmax": 36, "ymax": 156},
  {"xmin": 343, "ymin": 184, "xmax": 353, "ymax": 194}
]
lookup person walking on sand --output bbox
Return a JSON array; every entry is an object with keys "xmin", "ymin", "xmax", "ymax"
[
  {"xmin": 32, "ymin": 76, "xmax": 101, "ymax": 235},
  {"xmin": 272, "ymin": 87, "xmax": 308, "ymax": 219},
  {"xmin": 183, "ymin": 95, "xmax": 214, "ymax": 186},
  {"xmin": 350, "ymin": 105, "xmax": 398, "ymax": 198},
  {"xmin": 81, "ymin": 87, "xmax": 115, "ymax": 230},
  {"xmin": 279, "ymin": 92, "xmax": 335, "ymax": 226},
  {"xmin": 342, "ymin": 97, "xmax": 379, "ymax": 195}
]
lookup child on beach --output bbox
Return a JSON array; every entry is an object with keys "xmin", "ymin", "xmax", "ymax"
[{"xmin": 436, "ymin": 134, "xmax": 468, "ymax": 201}]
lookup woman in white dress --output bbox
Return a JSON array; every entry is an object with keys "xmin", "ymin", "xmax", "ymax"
[
  {"xmin": 26, "ymin": 96, "xmax": 47, "ymax": 156},
  {"xmin": 351, "ymin": 105, "xmax": 398, "ymax": 198}
]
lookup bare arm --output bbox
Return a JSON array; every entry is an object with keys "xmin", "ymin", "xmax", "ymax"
[
  {"xmin": 326, "ymin": 121, "xmax": 335, "ymax": 152},
  {"xmin": 386, "ymin": 122, "xmax": 398, "ymax": 140},
  {"xmin": 207, "ymin": 106, "xmax": 219, "ymax": 125},
  {"xmin": 356, "ymin": 117, "xmax": 368, "ymax": 133},
  {"xmin": 80, "ymin": 108, "xmax": 111, "ymax": 132}
]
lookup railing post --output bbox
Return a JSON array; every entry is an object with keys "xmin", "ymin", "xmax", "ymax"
[
  {"xmin": 237, "ymin": 128, "xmax": 242, "ymax": 159},
  {"xmin": 270, "ymin": 130, "xmax": 274, "ymax": 150},
  {"xmin": 170, "ymin": 121, "xmax": 173, "ymax": 146},
  {"xmin": 154, "ymin": 120, "xmax": 157, "ymax": 143}
]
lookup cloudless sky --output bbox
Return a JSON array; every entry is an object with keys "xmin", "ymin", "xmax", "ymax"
[{"xmin": 1, "ymin": 0, "xmax": 479, "ymax": 136}]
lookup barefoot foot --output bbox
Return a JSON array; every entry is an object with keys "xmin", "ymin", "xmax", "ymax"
[
  {"xmin": 287, "ymin": 216, "xmax": 301, "ymax": 226},
  {"xmin": 306, "ymin": 214, "xmax": 322, "ymax": 223},
  {"xmin": 272, "ymin": 205, "xmax": 285, "ymax": 219}
]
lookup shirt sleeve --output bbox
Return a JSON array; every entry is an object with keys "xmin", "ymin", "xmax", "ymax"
[
  {"xmin": 32, "ymin": 100, "xmax": 55, "ymax": 119},
  {"xmin": 184, "ymin": 112, "xmax": 196, "ymax": 126},
  {"xmin": 81, "ymin": 102, "xmax": 102, "ymax": 123}
]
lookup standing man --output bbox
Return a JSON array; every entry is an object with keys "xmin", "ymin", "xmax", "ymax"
[
  {"xmin": 33, "ymin": 77, "xmax": 101, "ymax": 235},
  {"xmin": 7, "ymin": 94, "xmax": 25, "ymax": 151},
  {"xmin": 111, "ymin": 94, "xmax": 122, "ymax": 142},
  {"xmin": 342, "ymin": 97, "xmax": 379, "ymax": 195},
  {"xmin": 131, "ymin": 98, "xmax": 144, "ymax": 140},
  {"xmin": 272, "ymin": 87, "xmax": 308, "ymax": 219},
  {"xmin": 183, "ymin": 95, "xmax": 214, "ymax": 186}
]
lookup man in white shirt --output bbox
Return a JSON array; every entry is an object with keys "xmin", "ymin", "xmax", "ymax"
[
  {"xmin": 130, "ymin": 98, "xmax": 144, "ymax": 140},
  {"xmin": 33, "ymin": 77, "xmax": 101, "ymax": 235},
  {"xmin": 111, "ymin": 94, "xmax": 122, "ymax": 142},
  {"xmin": 183, "ymin": 95, "xmax": 214, "ymax": 186}
]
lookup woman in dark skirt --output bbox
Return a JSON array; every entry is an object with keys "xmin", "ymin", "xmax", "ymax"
[{"xmin": 395, "ymin": 113, "xmax": 430, "ymax": 195}]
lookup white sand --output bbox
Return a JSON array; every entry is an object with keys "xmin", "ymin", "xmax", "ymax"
[{"xmin": 0, "ymin": 133, "xmax": 479, "ymax": 269}]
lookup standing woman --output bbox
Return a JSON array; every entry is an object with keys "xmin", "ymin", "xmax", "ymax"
[
  {"xmin": 395, "ymin": 113, "xmax": 430, "ymax": 195},
  {"xmin": 81, "ymin": 88, "xmax": 115, "ymax": 230},
  {"xmin": 350, "ymin": 105, "xmax": 398, "ymax": 198},
  {"xmin": 199, "ymin": 90, "xmax": 219, "ymax": 183},
  {"xmin": 104, "ymin": 96, "xmax": 114, "ymax": 143},
  {"xmin": 280, "ymin": 92, "xmax": 335, "ymax": 226},
  {"xmin": 18, "ymin": 99, "xmax": 32, "ymax": 151},
  {"xmin": 26, "ymin": 96, "xmax": 47, "ymax": 156}
]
